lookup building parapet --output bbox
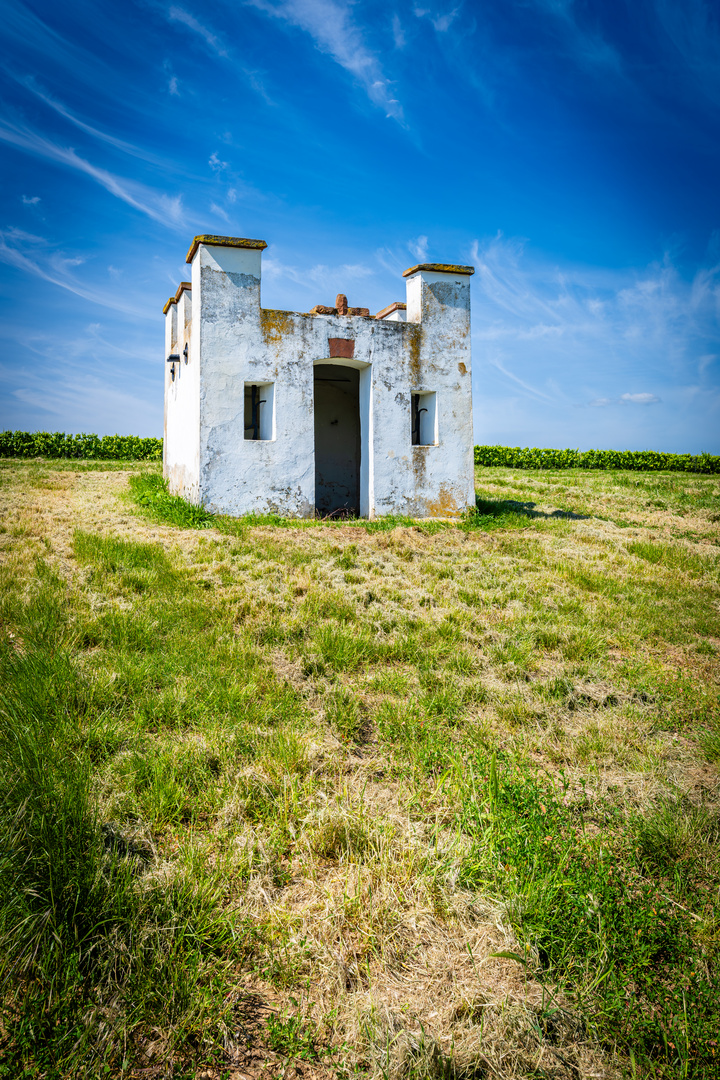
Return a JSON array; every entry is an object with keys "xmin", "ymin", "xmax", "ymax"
[
  {"xmin": 376, "ymin": 302, "xmax": 407, "ymax": 320},
  {"xmin": 185, "ymin": 235, "xmax": 268, "ymax": 263},
  {"xmin": 162, "ymin": 281, "xmax": 192, "ymax": 313},
  {"xmin": 403, "ymin": 263, "xmax": 475, "ymax": 277}
]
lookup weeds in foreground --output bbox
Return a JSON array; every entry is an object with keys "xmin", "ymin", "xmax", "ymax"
[
  {"xmin": 0, "ymin": 646, "xmax": 250, "ymax": 1078},
  {"xmin": 455, "ymin": 760, "xmax": 719, "ymax": 1072},
  {"xmin": 0, "ymin": 460, "xmax": 718, "ymax": 1078},
  {"xmin": 130, "ymin": 472, "xmax": 216, "ymax": 528},
  {"xmin": 266, "ymin": 1008, "xmax": 324, "ymax": 1061}
]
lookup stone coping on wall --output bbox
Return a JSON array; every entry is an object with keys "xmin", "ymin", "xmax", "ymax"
[
  {"xmin": 375, "ymin": 301, "xmax": 407, "ymax": 319},
  {"xmin": 185, "ymin": 235, "xmax": 268, "ymax": 263},
  {"xmin": 162, "ymin": 281, "xmax": 192, "ymax": 313},
  {"xmin": 310, "ymin": 305, "xmax": 371, "ymax": 317},
  {"xmin": 402, "ymin": 263, "xmax": 475, "ymax": 277}
]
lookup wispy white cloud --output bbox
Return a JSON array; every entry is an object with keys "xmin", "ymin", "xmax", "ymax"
[
  {"xmin": 588, "ymin": 393, "xmax": 661, "ymax": 407},
  {"xmin": 22, "ymin": 195, "xmax": 40, "ymax": 205},
  {"xmin": 391, "ymin": 13, "xmax": 406, "ymax": 48},
  {"xmin": 470, "ymin": 233, "xmax": 720, "ymax": 429},
  {"xmin": 168, "ymin": 6, "xmax": 229, "ymax": 56},
  {"xmin": 0, "ymin": 313, "xmax": 163, "ymax": 433},
  {"xmin": 0, "ymin": 117, "xmax": 187, "ymax": 228},
  {"xmin": 161, "ymin": 59, "xmax": 181, "ymax": 97},
  {"xmin": 0, "ymin": 229, "xmax": 152, "ymax": 317},
  {"xmin": 488, "ymin": 354, "xmax": 558, "ymax": 404},
  {"xmin": 209, "ymin": 202, "xmax": 230, "ymax": 222},
  {"xmin": 621, "ymin": 392, "xmax": 661, "ymax": 404},
  {"xmin": 3, "ymin": 227, "xmax": 46, "ymax": 244},
  {"xmin": 375, "ymin": 245, "xmax": 411, "ymax": 277},
  {"xmin": 408, "ymin": 235, "xmax": 429, "ymax": 261},
  {"xmin": 528, "ymin": 0, "xmax": 622, "ymax": 72},
  {"xmin": 1, "ymin": 1, "xmax": 111, "ymax": 93},
  {"xmin": 17, "ymin": 77, "xmax": 171, "ymax": 167},
  {"xmin": 414, "ymin": 5, "xmax": 461, "ymax": 33},
  {"xmin": 246, "ymin": 0, "xmax": 404, "ymax": 121},
  {"xmin": 2, "ymin": 345, "xmax": 160, "ymax": 433},
  {"xmin": 653, "ymin": 0, "xmax": 720, "ymax": 107},
  {"xmin": 163, "ymin": 13, "xmax": 276, "ymax": 102},
  {"xmin": 263, "ymin": 254, "xmax": 373, "ymax": 301}
]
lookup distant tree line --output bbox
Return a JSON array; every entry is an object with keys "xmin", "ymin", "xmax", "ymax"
[
  {"xmin": 1, "ymin": 432, "xmax": 718, "ymax": 472},
  {"xmin": 0, "ymin": 431, "xmax": 162, "ymax": 461},
  {"xmin": 474, "ymin": 444, "xmax": 720, "ymax": 473}
]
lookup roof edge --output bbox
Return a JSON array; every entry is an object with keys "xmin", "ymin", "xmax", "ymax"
[
  {"xmin": 375, "ymin": 301, "xmax": 407, "ymax": 320},
  {"xmin": 402, "ymin": 263, "xmax": 475, "ymax": 278},
  {"xmin": 186, "ymin": 234, "xmax": 268, "ymax": 263}
]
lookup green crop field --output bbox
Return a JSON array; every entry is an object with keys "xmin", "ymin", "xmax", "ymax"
[{"xmin": 1, "ymin": 458, "xmax": 718, "ymax": 1080}]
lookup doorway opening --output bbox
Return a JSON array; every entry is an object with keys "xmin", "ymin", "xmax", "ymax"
[{"xmin": 314, "ymin": 363, "xmax": 360, "ymax": 516}]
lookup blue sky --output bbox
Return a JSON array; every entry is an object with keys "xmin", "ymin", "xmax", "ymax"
[{"xmin": 1, "ymin": 0, "xmax": 719, "ymax": 451}]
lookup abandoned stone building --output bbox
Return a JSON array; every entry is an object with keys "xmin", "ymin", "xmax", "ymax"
[{"xmin": 163, "ymin": 234, "xmax": 475, "ymax": 518}]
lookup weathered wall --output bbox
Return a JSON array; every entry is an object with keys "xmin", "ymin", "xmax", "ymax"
[
  {"xmin": 399, "ymin": 267, "xmax": 475, "ymax": 516},
  {"xmin": 164, "ymin": 285, "xmax": 200, "ymax": 501},
  {"xmin": 194, "ymin": 243, "xmax": 315, "ymax": 516},
  {"xmin": 164, "ymin": 237, "xmax": 475, "ymax": 518}
]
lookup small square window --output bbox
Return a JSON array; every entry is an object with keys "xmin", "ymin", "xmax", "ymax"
[
  {"xmin": 244, "ymin": 382, "xmax": 275, "ymax": 440},
  {"xmin": 411, "ymin": 391, "xmax": 437, "ymax": 446}
]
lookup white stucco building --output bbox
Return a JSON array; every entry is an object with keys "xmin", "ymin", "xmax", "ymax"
[{"xmin": 163, "ymin": 234, "xmax": 475, "ymax": 519}]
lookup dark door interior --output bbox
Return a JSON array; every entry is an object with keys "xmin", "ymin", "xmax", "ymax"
[{"xmin": 314, "ymin": 364, "xmax": 360, "ymax": 516}]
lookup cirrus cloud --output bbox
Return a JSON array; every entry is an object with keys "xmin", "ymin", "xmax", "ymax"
[
  {"xmin": 621, "ymin": 392, "xmax": 660, "ymax": 404},
  {"xmin": 245, "ymin": 0, "xmax": 404, "ymax": 121}
]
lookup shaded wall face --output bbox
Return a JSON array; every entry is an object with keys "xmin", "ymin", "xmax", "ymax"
[
  {"xmin": 313, "ymin": 364, "xmax": 360, "ymax": 515},
  {"xmin": 164, "ymin": 292, "xmax": 200, "ymax": 502}
]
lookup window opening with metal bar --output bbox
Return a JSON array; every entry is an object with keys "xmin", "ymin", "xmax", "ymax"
[
  {"xmin": 411, "ymin": 391, "xmax": 437, "ymax": 446},
  {"xmin": 244, "ymin": 382, "xmax": 275, "ymax": 440}
]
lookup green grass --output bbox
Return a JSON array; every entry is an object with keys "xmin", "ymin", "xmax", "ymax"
[
  {"xmin": 0, "ymin": 646, "xmax": 248, "ymax": 1078},
  {"xmin": 129, "ymin": 473, "xmax": 531, "ymax": 535},
  {"xmin": 129, "ymin": 473, "xmax": 216, "ymax": 528},
  {"xmin": 0, "ymin": 460, "xmax": 718, "ymax": 1078},
  {"xmin": 434, "ymin": 753, "xmax": 718, "ymax": 1076}
]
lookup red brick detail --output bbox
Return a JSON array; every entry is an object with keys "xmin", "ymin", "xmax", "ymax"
[
  {"xmin": 328, "ymin": 338, "xmax": 355, "ymax": 359},
  {"xmin": 311, "ymin": 305, "xmax": 337, "ymax": 315},
  {"xmin": 335, "ymin": 293, "xmax": 348, "ymax": 315},
  {"xmin": 347, "ymin": 307, "xmax": 370, "ymax": 317}
]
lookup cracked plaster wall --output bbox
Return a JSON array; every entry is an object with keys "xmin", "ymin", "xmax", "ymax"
[{"xmin": 164, "ymin": 242, "xmax": 474, "ymax": 518}]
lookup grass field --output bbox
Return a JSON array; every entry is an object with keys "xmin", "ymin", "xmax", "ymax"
[{"xmin": 0, "ymin": 459, "xmax": 718, "ymax": 1080}]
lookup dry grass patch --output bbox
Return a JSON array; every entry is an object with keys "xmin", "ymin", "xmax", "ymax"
[{"xmin": 0, "ymin": 460, "xmax": 718, "ymax": 1079}]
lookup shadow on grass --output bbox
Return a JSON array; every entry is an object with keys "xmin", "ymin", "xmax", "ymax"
[{"xmin": 474, "ymin": 495, "xmax": 591, "ymax": 522}]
